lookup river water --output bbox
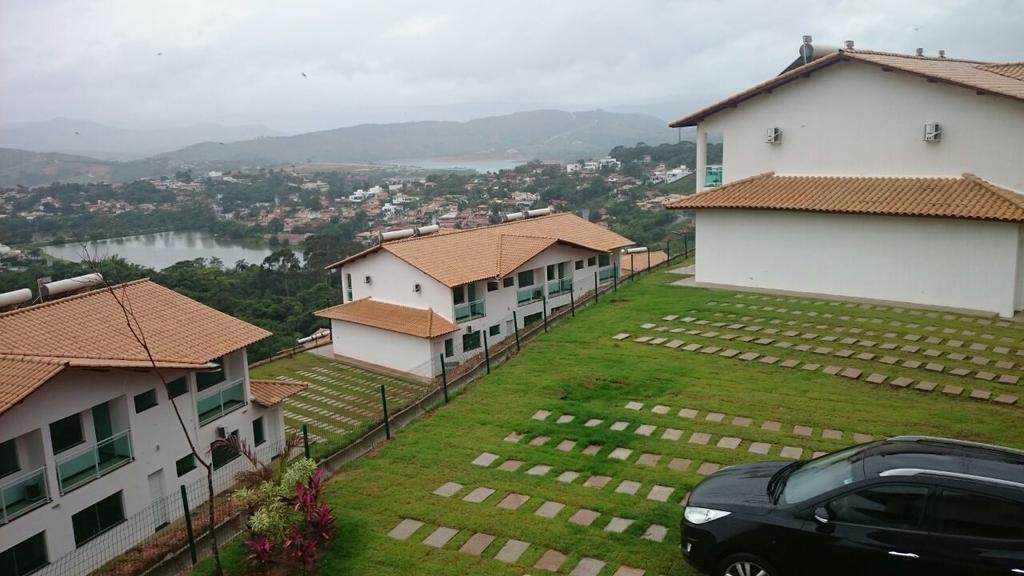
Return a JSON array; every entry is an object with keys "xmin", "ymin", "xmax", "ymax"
[{"xmin": 41, "ymin": 230, "xmax": 295, "ymax": 270}]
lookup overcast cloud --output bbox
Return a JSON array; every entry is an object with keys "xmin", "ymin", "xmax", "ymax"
[{"xmin": 1, "ymin": 0, "xmax": 1022, "ymax": 133}]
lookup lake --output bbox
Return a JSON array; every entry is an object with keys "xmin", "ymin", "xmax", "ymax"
[
  {"xmin": 41, "ymin": 231, "xmax": 295, "ymax": 270},
  {"xmin": 395, "ymin": 157, "xmax": 530, "ymax": 173}
]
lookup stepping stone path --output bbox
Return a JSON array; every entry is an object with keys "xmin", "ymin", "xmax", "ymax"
[
  {"xmin": 423, "ymin": 526, "xmax": 458, "ymax": 548},
  {"xmin": 642, "ymin": 524, "xmax": 668, "ymax": 543},
  {"xmin": 472, "ymin": 452, "xmax": 499, "ymax": 467},
  {"xmin": 569, "ymin": 558, "xmax": 606, "ymax": 576},
  {"xmin": 498, "ymin": 459, "xmax": 523, "ymax": 472},
  {"xmin": 535, "ymin": 501, "xmax": 565, "ymax": 518},
  {"xmin": 604, "ymin": 517, "xmax": 634, "ymax": 533},
  {"xmin": 463, "ymin": 487, "xmax": 495, "ymax": 503},
  {"xmin": 616, "ymin": 480, "xmax": 642, "ymax": 495},
  {"xmin": 495, "ymin": 539, "xmax": 529, "ymax": 563},
  {"xmin": 459, "ymin": 533, "xmax": 494, "ymax": 555},
  {"xmin": 433, "ymin": 482, "xmax": 463, "ymax": 497},
  {"xmin": 497, "ymin": 493, "xmax": 530, "ymax": 510},
  {"xmin": 388, "ymin": 518, "xmax": 423, "ymax": 541},
  {"xmin": 535, "ymin": 550, "xmax": 568, "ymax": 572},
  {"xmin": 569, "ymin": 508, "xmax": 601, "ymax": 526}
]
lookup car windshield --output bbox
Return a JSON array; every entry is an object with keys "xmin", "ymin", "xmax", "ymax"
[{"xmin": 780, "ymin": 444, "xmax": 868, "ymax": 504}]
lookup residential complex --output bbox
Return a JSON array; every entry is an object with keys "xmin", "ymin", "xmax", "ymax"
[
  {"xmin": 0, "ymin": 279, "xmax": 303, "ymax": 575},
  {"xmin": 317, "ymin": 212, "xmax": 634, "ymax": 379},
  {"xmin": 669, "ymin": 40, "xmax": 1024, "ymax": 317}
]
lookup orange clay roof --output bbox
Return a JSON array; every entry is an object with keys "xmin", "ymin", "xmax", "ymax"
[
  {"xmin": 0, "ymin": 279, "xmax": 272, "ymax": 415},
  {"xmin": 620, "ymin": 250, "xmax": 668, "ymax": 273},
  {"xmin": 326, "ymin": 213, "xmax": 634, "ymax": 287},
  {"xmin": 669, "ymin": 49, "xmax": 1024, "ymax": 127},
  {"xmin": 315, "ymin": 298, "xmax": 460, "ymax": 338},
  {"xmin": 0, "ymin": 357, "xmax": 66, "ymax": 416},
  {"xmin": 249, "ymin": 379, "xmax": 307, "ymax": 408},
  {"xmin": 665, "ymin": 173, "xmax": 1024, "ymax": 222}
]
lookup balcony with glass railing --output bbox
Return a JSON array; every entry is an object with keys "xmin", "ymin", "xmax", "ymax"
[
  {"xmin": 517, "ymin": 285, "xmax": 544, "ymax": 306},
  {"xmin": 598, "ymin": 264, "xmax": 618, "ymax": 283},
  {"xmin": 547, "ymin": 277, "xmax": 572, "ymax": 297},
  {"xmin": 454, "ymin": 299, "xmax": 486, "ymax": 322},
  {"xmin": 56, "ymin": 430, "xmax": 133, "ymax": 495},
  {"xmin": 1, "ymin": 466, "xmax": 50, "ymax": 524},
  {"xmin": 705, "ymin": 165, "xmax": 723, "ymax": 188},
  {"xmin": 197, "ymin": 378, "xmax": 247, "ymax": 425}
]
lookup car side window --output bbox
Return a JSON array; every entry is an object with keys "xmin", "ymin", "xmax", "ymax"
[
  {"xmin": 927, "ymin": 489, "xmax": 1024, "ymax": 540},
  {"xmin": 827, "ymin": 484, "xmax": 929, "ymax": 530}
]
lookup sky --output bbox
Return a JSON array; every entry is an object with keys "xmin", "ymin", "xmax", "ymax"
[{"xmin": 1, "ymin": 0, "xmax": 1022, "ymax": 133}]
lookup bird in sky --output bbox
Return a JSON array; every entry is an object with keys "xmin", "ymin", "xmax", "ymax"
[
  {"xmin": 301, "ymin": 72, "xmax": 308, "ymax": 78},
  {"xmin": 157, "ymin": 51, "xmax": 163, "ymax": 56},
  {"xmin": 74, "ymin": 131, "xmax": 80, "ymax": 135}
]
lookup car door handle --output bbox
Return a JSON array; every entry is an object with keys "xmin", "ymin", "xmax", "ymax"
[{"xmin": 888, "ymin": 551, "xmax": 919, "ymax": 559}]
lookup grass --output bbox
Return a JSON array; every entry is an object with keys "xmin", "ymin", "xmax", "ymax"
[
  {"xmin": 205, "ymin": 269, "xmax": 1024, "ymax": 575},
  {"xmin": 250, "ymin": 352, "xmax": 434, "ymax": 459}
]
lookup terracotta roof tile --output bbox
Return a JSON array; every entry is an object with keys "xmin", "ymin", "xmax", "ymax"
[
  {"xmin": 0, "ymin": 279, "xmax": 272, "ymax": 367},
  {"xmin": 666, "ymin": 173, "xmax": 1024, "ymax": 222},
  {"xmin": 315, "ymin": 298, "xmax": 460, "ymax": 338},
  {"xmin": 0, "ymin": 357, "xmax": 65, "ymax": 415},
  {"xmin": 326, "ymin": 213, "xmax": 633, "ymax": 286},
  {"xmin": 670, "ymin": 50, "xmax": 1024, "ymax": 127},
  {"xmin": 250, "ymin": 379, "xmax": 307, "ymax": 408}
]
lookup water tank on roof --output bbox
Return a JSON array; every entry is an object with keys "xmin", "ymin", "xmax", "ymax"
[{"xmin": 40, "ymin": 273, "xmax": 104, "ymax": 301}]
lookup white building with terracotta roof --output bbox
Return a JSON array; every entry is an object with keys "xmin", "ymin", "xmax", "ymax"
[
  {"xmin": 317, "ymin": 213, "xmax": 634, "ymax": 379},
  {"xmin": 0, "ymin": 279, "xmax": 303, "ymax": 575},
  {"xmin": 668, "ymin": 38, "xmax": 1024, "ymax": 316}
]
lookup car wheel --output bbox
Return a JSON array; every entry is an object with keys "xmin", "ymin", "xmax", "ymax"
[{"xmin": 717, "ymin": 553, "xmax": 776, "ymax": 576}]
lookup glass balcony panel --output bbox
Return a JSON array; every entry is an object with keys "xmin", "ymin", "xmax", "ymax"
[
  {"xmin": 517, "ymin": 286, "xmax": 543, "ymax": 306},
  {"xmin": 0, "ymin": 467, "xmax": 49, "ymax": 524},
  {"xmin": 454, "ymin": 299, "xmax": 486, "ymax": 322},
  {"xmin": 197, "ymin": 379, "xmax": 247, "ymax": 425},
  {"xmin": 56, "ymin": 430, "xmax": 132, "ymax": 494},
  {"xmin": 547, "ymin": 278, "xmax": 572, "ymax": 296}
]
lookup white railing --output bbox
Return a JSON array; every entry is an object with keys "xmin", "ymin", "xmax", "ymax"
[{"xmin": 0, "ymin": 465, "xmax": 50, "ymax": 524}]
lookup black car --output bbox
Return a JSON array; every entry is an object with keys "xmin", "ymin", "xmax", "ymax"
[{"xmin": 680, "ymin": 436, "xmax": 1024, "ymax": 576}]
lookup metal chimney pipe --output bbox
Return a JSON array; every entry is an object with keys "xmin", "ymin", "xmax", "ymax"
[
  {"xmin": 916, "ymin": 47, "xmax": 924, "ymax": 57},
  {"xmin": 844, "ymin": 40, "xmax": 855, "ymax": 50},
  {"xmin": 802, "ymin": 35, "xmax": 813, "ymax": 45},
  {"xmin": 939, "ymin": 49, "xmax": 946, "ymax": 58}
]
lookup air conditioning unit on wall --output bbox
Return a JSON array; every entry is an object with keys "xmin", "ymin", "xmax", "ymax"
[
  {"xmin": 923, "ymin": 122, "xmax": 942, "ymax": 142},
  {"xmin": 765, "ymin": 127, "xmax": 782, "ymax": 144}
]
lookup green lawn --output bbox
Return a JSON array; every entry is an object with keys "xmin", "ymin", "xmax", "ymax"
[
  {"xmin": 212, "ymin": 269, "xmax": 1024, "ymax": 575},
  {"xmin": 250, "ymin": 352, "xmax": 434, "ymax": 458}
]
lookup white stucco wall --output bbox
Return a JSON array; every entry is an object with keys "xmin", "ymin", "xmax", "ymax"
[
  {"xmin": 695, "ymin": 210, "xmax": 1022, "ymax": 317},
  {"xmin": 0, "ymin": 348, "xmax": 281, "ymax": 572},
  {"xmin": 697, "ymin": 59, "xmax": 1024, "ymax": 192},
  {"xmin": 330, "ymin": 319, "xmax": 437, "ymax": 378},
  {"xmin": 339, "ymin": 251, "xmax": 452, "ymax": 317}
]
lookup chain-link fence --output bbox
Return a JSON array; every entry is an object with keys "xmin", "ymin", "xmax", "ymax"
[{"xmin": 40, "ymin": 438, "xmax": 290, "ymax": 576}]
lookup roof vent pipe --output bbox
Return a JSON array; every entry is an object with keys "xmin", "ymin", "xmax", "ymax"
[
  {"xmin": 916, "ymin": 48, "xmax": 924, "ymax": 57},
  {"xmin": 800, "ymin": 35, "xmax": 814, "ymax": 64},
  {"xmin": 939, "ymin": 49, "xmax": 946, "ymax": 58},
  {"xmin": 40, "ymin": 272, "xmax": 104, "ymax": 301}
]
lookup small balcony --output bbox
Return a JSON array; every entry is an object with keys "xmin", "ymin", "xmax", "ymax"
[
  {"xmin": 547, "ymin": 277, "xmax": 572, "ymax": 297},
  {"xmin": 1, "ymin": 467, "xmax": 50, "ymax": 524},
  {"xmin": 598, "ymin": 264, "xmax": 618, "ymax": 283},
  {"xmin": 56, "ymin": 430, "xmax": 133, "ymax": 495},
  {"xmin": 517, "ymin": 285, "xmax": 543, "ymax": 306},
  {"xmin": 454, "ymin": 299, "xmax": 486, "ymax": 323},
  {"xmin": 197, "ymin": 378, "xmax": 247, "ymax": 425}
]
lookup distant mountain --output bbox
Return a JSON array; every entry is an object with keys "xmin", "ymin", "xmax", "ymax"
[
  {"xmin": 158, "ymin": 109, "xmax": 675, "ymax": 165},
  {"xmin": 0, "ymin": 118, "xmax": 284, "ymax": 161},
  {"xmin": 0, "ymin": 148, "xmax": 180, "ymax": 188}
]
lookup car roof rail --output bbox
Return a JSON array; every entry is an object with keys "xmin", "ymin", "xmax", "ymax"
[
  {"xmin": 888, "ymin": 435, "xmax": 1024, "ymax": 457},
  {"xmin": 879, "ymin": 468, "xmax": 1024, "ymax": 489}
]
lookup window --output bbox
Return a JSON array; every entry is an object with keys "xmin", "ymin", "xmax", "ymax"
[
  {"xmin": 452, "ymin": 285, "xmax": 465, "ymax": 304},
  {"xmin": 72, "ymin": 492, "xmax": 125, "ymax": 547},
  {"xmin": 462, "ymin": 331, "xmax": 481, "ymax": 352},
  {"xmin": 444, "ymin": 338, "xmax": 454, "ymax": 358},
  {"xmin": 547, "ymin": 264, "xmax": 556, "ymax": 280},
  {"xmin": 518, "ymin": 270, "xmax": 534, "ymax": 287},
  {"xmin": 133, "ymin": 389, "xmax": 158, "ymax": 413},
  {"xmin": 487, "ymin": 281, "xmax": 499, "ymax": 292},
  {"xmin": 524, "ymin": 311, "xmax": 543, "ymax": 326},
  {"xmin": 211, "ymin": 432, "xmax": 240, "ymax": 470},
  {"xmin": 927, "ymin": 489, "xmax": 1024, "ymax": 540},
  {"xmin": 828, "ymin": 484, "xmax": 929, "ymax": 530},
  {"xmin": 166, "ymin": 376, "xmax": 188, "ymax": 398},
  {"xmin": 196, "ymin": 358, "xmax": 226, "ymax": 392},
  {"xmin": 175, "ymin": 454, "xmax": 196, "ymax": 477},
  {"xmin": 502, "ymin": 277, "xmax": 514, "ymax": 288},
  {"xmin": 344, "ymin": 273, "xmax": 353, "ymax": 301},
  {"xmin": 252, "ymin": 417, "xmax": 266, "ymax": 446},
  {"xmin": 49, "ymin": 413, "xmax": 84, "ymax": 454},
  {"xmin": 489, "ymin": 324, "xmax": 500, "ymax": 337},
  {"xmin": 598, "ymin": 253, "xmax": 610, "ymax": 267},
  {"xmin": 574, "ymin": 260, "xmax": 584, "ymax": 270},
  {"xmin": 0, "ymin": 439, "xmax": 18, "ymax": 479},
  {"xmin": 0, "ymin": 531, "xmax": 48, "ymax": 576},
  {"xmin": 587, "ymin": 256, "xmax": 596, "ymax": 267}
]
